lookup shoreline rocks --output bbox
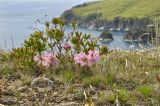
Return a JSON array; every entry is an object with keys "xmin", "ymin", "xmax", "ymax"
[
  {"xmin": 61, "ymin": 10, "xmax": 153, "ymax": 32},
  {"xmin": 123, "ymin": 28, "xmax": 156, "ymax": 42},
  {"xmin": 98, "ymin": 32, "xmax": 114, "ymax": 42}
]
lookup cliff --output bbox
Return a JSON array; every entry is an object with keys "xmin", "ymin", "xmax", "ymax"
[{"xmin": 61, "ymin": 0, "xmax": 160, "ymax": 30}]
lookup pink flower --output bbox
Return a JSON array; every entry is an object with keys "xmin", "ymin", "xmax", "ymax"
[
  {"xmin": 74, "ymin": 52, "xmax": 88, "ymax": 67},
  {"xmin": 34, "ymin": 52, "xmax": 59, "ymax": 68},
  {"xmin": 87, "ymin": 50, "xmax": 101, "ymax": 67},
  {"xmin": 64, "ymin": 44, "xmax": 71, "ymax": 51},
  {"xmin": 74, "ymin": 50, "xmax": 101, "ymax": 67}
]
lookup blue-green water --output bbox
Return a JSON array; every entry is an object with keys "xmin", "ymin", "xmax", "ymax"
[
  {"xmin": 65, "ymin": 26, "xmax": 150, "ymax": 50},
  {"xmin": 0, "ymin": 0, "xmax": 149, "ymax": 50}
]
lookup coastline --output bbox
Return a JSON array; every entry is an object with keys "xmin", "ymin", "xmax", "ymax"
[{"xmin": 60, "ymin": 0, "xmax": 157, "ymax": 31}]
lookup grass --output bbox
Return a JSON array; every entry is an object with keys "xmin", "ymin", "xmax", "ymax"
[
  {"xmin": 1, "ymin": 48, "xmax": 160, "ymax": 105},
  {"xmin": 72, "ymin": 0, "xmax": 160, "ymax": 20}
]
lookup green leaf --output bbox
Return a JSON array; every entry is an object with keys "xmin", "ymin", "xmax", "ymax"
[{"xmin": 45, "ymin": 21, "xmax": 50, "ymax": 28}]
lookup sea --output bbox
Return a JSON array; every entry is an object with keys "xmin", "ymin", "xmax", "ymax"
[{"xmin": 0, "ymin": 0, "xmax": 150, "ymax": 50}]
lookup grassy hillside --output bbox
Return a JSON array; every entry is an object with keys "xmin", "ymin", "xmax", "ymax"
[{"xmin": 72, "ymin": 0, "xmax": 160, "ymax": 20}]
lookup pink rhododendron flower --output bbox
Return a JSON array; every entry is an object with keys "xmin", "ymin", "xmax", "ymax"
[
  {"xmin": 64, "ymin": 44, "xmax": 71, "ymax": 51},
  {"xmin": 34, "ymin": 52, "xmax": 59, "ymax": 68},
  {"xmin": 74, "ymin": 52, "xmax": 88, "ymax": 67},
  {"xmin": 74, "ymin": 50, "xmax": 101, "ymax": 67},
  {"xmin": 87, "ymin": 50, "xmax": 101, "ymax": 67}
]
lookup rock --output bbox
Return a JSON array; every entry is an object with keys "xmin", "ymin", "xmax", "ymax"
[
  {"xmin": 1, "ymin": 98, "xmax": 16, "ymax": 105},
  {"xmin": 123, "ymin": 29, "xmax": 143, "ymax": 42},
  {"xmin": 0, "ymin": 104, "xmax": 4, "ymax": 106},
  {"xmin": 57, "ymin": 102, "xmax": 78, "ymax": 106},
  {"xmin": 7, "ymin": 74, "xmax": 21, "ymax": 81},
  {"xmin": 18, "ymin": 101, "xmax": 24, "ymax": 104},
  {"xmin": 17, "ymin": 85, "xmax": 28, "ymax": 92},
  {"xmin": 53, "ymin": 92, "xmax": 58, "ymax": 96},
  {"xmin": 37, "ymin": 87, "xmax": 52, "ymax": 93},
  {"xmin": 27, "ymin": 94, "xmax": 36, "ymax": 102},
  {"xmin": 31, "ymin": 77, "xmax": 53, "ymax": 88},
  {"xmin": 123, "ymin": 28, "xmax": 155, "ymax": 42},
  {"xmin": 98, "ymin": 32, "xmax": 113, "ymax": 42},
  {"xmin": 2, "ymin": 89, "xmax": 14, "ymax": 96}
]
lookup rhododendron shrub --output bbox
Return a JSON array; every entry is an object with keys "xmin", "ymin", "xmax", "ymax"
[{"xmin": 12, "ymin": 18, "xmax": 109, "ymax": 75}]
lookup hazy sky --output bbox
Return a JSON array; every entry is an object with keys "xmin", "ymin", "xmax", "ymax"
[
  {"xmin": 0, "ymin": 0, "xmax": 99, "ymax": 49},
  {"xmin": 0, "ymin": 0, "xmax": 98, "ymax": 2}
]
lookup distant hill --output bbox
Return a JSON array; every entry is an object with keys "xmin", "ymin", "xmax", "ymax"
[
  {"xmin": 61, "ymin": 0, "xmax": 160, "ymax": 30},
  {"xmin": 72, "ymin": 0, "xmax": 160, "ymax": 20}
]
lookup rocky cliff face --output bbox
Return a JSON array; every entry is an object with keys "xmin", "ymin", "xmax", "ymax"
[{"xmin": 61, "ymin": 11, "xmax": 153, "ymax": 31}]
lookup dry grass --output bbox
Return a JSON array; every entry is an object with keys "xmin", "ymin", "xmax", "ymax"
[{"xmin": 0, "ymin": 48, "xmax": 160, "ymax": 105}]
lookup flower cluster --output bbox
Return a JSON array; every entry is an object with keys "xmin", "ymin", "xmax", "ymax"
[
  {"xmin": 74, "ymin": 50, "xmax": 101, "ymax": 67},
  {"xmin": 34, "ymin": 52, "xmax": 59, "ymax": 67}
]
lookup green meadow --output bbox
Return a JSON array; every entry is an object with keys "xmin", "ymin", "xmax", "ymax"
[{"xmin": 73, "ymin": 0, "xmax": 160, "ymax": 20}]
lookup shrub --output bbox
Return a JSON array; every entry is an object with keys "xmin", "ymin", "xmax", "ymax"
[
  {"xmin": 11, "ymin": 47, "xmax": 35, "ymax": 67},
  {"xmin": 11, "ymin": 18, "xmax": 109, "ymax": 77}
]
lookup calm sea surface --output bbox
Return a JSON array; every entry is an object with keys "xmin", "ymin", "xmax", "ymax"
[{"xmin": 0, "ymin": 0, "xmax": 147, "ymax": 50}]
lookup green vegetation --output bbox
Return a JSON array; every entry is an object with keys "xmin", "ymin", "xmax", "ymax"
[
  {"xmin": 72, "ymin": 0, "xmax": 160, "ymax": 20},
  {"xmin": 136, "ymin": 85, "xmax": 153, "ymax": 98},
  {"xmin": 0, "ymin": 18, "xmax": 160, "ymax": 105}
]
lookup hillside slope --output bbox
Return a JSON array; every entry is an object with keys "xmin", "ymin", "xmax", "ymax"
[{"xmin": 72, "ymin": 0, "xmax": 160, "ymax": 20}]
